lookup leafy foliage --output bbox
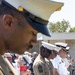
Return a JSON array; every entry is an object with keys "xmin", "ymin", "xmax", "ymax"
[
  {"xmin": 49, "ymin": 19, "xmax": 71, "ymax": 33},
  {"xmin": 69, "ymin": 27, "xmax": 75, "ymax": 32}
]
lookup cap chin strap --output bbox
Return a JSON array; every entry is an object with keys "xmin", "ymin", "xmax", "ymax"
[
  {"xmin": 18, "ymin": 6, "xmax": 48, "ymax": 25},
  {"xmin": 26, "ymin": 12, "xmax": 48, "ymax": 25},
  {"xmin": 56, "ymin": 45, "xmax": 66, "ymax": 48},
  {"xmin": 20, "ymin": 8, "xmax": 48, "ymax": 25}
]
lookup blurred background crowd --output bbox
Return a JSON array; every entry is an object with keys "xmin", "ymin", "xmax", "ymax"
[
  {"xmin": 3, "ymin": 51, "xmax": 38, "ymax": 75},
  {"xmin": 2, "ymin": 49, "xmax": 75, "ymax": 75}
]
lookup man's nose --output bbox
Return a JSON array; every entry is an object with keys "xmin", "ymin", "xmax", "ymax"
[{"xmin": 32, "ymin": 36, "xmax": 38, "ymax": 45}]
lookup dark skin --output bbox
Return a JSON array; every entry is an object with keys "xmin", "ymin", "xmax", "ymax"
[
  {"xmin": 0, "ymin": 13, "xmax": 38, "ymax": 54},
  {"xmin": 49, "ymin": 50, "xmax": 58, "ymax": 59},
  {"xmin": 41, "ymin": 48, "xmax": 51, "ymax": 59}
]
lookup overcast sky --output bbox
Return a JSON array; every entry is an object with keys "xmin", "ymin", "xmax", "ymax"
[{"xmin": 49, "ymin": 0, "xmax": 75, "ymax": 27}]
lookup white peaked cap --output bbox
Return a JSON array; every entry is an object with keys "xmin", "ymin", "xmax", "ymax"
[
  {"xmin": 41, "ymin": 41, "xmax": 61, "ymax": 52},
  {"xmin": 53, "ymin": 46, "xmax": 61, "ymax": 52},
  {"xmin": 66, "ymin": 47, "xmax": 70, "ymax": 50},
  {"xmin": 55, "ymin": 42, "xmax": 70, "ymax": 53},
  {"xmin": 55, "ymin": 42, "xmax": 68, "ymax": 48},
  {"xmin": 4, "ymin": 0, "xmax": 64, "ymax": 21},
  {"xmin": 66, "ymin": 46, "xmax": 70, "ymax": 52}
]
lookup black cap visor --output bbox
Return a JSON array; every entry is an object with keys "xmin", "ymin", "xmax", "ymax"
[{"xmin": 25, "ymin": 15, "xmax": 51, "ymax": 37}]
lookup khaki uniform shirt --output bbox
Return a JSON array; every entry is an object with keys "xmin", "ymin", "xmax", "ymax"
[
  {"xmin": 33, "ymin": 54, "xmax": 54, "ymax": 75},
  {"xmin": 45, "ymin": 58, "xmax": 54, "ymax": 75},
  {"xmin": 0, "ymin": 55, "xmax": 14, "ymax": 75}
]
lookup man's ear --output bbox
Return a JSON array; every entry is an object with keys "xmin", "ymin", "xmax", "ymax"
[{"xmin": 3, "ymin": 14, "xmax": 14, "ymax": 29}]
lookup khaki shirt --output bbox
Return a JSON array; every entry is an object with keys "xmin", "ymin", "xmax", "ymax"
[
  {"xmin": 45, "ymin": 58, "xmax": 54, "ymax": 75},
  {"xmin": 33, "ymin": 54, "xmax": 54, "ymax": 75},
  {"xmin": 0, "ymin": 55, "xmax": 14, "ymax": 75}
]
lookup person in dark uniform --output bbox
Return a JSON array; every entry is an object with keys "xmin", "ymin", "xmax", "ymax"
[{"xmin": 0, "ymin": 0, "xmax": 63, "ymax": 75}]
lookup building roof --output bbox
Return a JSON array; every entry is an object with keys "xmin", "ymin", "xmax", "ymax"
[{"xmin": 37, "ymin": 32, "xmax": 75, "ymax": 40}]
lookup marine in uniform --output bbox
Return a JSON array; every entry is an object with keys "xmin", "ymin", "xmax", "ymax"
[
  {"xmin": 33, "ymin": 41, "xmax": 61, "ymax": 75},
  {"xmin": 0, "ymin": 0, "xmax": 63, "ymax": 75},
  {"xmin": 52, "ymin": 42, "xmax": 70, "ymax": 75},
  {"xmin": 45, "ymin": 42, "xmax": 61, "ymax": 75}
]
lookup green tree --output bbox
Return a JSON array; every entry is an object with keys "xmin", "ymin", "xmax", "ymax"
[
  {"xmin": 69, "ymin": 27, "xmax": 75, "ymax": 32},
  {"xmin": 49, "ymin": 19, "xmax": 71, "ymax": 33}
]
